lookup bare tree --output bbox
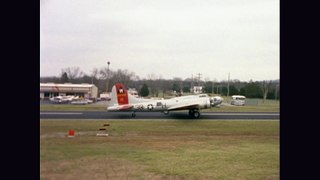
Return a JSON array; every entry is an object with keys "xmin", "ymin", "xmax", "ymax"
[
  {"xmin": 91, "ymin": 68, "xmax": 99, "ymax": 78},
  {"xmin": 112, "ymin": 69, "xmax": 136, "ymax": 86},
  {"xmin": 99, "ymin": 67, "xmax": 112, "ymax": 79},
  {"xmin": 147, "ymin": 73, "xmax": 157, "ymax": 80},
  {"xmin": 61, "ymin": 67, "xmax": 84, "ymax": 81},
  {"xmin": 98, "ymin": 68, "xmax": 139, "ymax": 92},
  {"xmin": 148, "ymin": 74, "xmax": 164, "ymax": 97},
  {"xmin": 60, "ymin": 72, "xmax": 69, "ymax": 83},
  {"xmin": 90, "ymin": 68, "xmax": 99, "ymax": 84},
  {"xmin": 261, "ymin": 80, "xmax": 271, "ymax": 103}
]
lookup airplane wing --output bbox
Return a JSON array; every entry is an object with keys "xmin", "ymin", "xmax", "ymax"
[{"xmin": 167, "ymin": 103, "xmax": 200, "ymax": 111}]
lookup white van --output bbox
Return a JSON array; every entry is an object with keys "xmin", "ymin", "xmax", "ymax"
[{"xmin": 231, "ymin": 95, "xmax": 246, "ymax": 106}]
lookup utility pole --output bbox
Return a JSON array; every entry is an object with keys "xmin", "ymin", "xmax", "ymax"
[
  {"xmin": 212, "ymin": 81, "xmax": 214, "ymax": 94},
  {"xmin": 275, "ymin": 84, "xmax": 278, "ymax": 100},
  {"xmin": 197, "ymin": 73, "xmax": 202, "ymax": 86},
  {"xmin": 227, "ymin": 72, "xmax": 230, "ymax": 101},
  {"xmin": 106, "ymin": 61, "xmax": 110, "ymax": 93},
  {"xmin": 191, "ymin": 74, "xmax": 194, "ymax": 93}
]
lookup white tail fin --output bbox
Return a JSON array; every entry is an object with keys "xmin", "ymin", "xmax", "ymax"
[
  {"xmin": 109, "ymin": 83, "xmax": 129, "ymax": 105},
  {"xmin": 109, "ymin": 83, "xmax": 152, "ymax": 105}
]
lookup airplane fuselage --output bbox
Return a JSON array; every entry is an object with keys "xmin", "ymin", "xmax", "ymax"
[{"xmin": 107, "ymin": 94, "xmax": 211, "ymax": 112}]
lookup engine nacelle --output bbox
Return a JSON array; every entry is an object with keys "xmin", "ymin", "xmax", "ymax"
[{"xmin": 210, "ymin": 96, "xmax": 223, "ymax": 107}]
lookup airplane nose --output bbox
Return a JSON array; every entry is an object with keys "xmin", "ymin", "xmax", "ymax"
[{"xmin": 210, "ymin": 97, "xmax": 223, "ymax": 106}]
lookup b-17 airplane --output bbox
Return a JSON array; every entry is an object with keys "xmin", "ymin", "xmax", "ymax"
[{"xmin": 107, "ymin": 83, "xmax": 223, "ymax": 118}]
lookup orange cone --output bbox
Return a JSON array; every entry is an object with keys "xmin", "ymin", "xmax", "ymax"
[{"xmin": 68, "ymin": 130, "xmax": 75, "ymax": 137}]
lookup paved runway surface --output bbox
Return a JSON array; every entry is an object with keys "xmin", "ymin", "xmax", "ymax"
[{"xmin": 40, "ymin": 111, "xmax": 279, "ymax": 120}]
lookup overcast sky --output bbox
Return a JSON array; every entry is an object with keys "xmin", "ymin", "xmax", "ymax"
[{"xmin": 40, "ymin": 0, "xmax": 279, "ymax": 82}]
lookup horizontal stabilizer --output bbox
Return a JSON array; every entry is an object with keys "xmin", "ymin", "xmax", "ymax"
[{"xmin": 118, "ymin": 104, "xmax": 134, "ymax": 110}]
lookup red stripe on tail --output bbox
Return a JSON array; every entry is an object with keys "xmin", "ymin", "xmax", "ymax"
[{"xmin": 115, "ymin": 83, "xmax": 129, "ymax": 105}]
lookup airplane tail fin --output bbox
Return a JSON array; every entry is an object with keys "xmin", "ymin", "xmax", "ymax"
[
  {"xmin": 110, "ymin": 83, "xmax": 129, "ymax": 105},
  {"xmin": 109, "ymin": 83, "xmax": 152, "ymax": 106}
]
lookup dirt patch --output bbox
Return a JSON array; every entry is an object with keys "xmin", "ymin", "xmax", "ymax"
[
  {"xmin": 266, "ymin": 175, "xmax": 280, "ymax": 180},
  {"xmin": 141, "ymin": 138, "xmax": 204, "ymax": 150}
]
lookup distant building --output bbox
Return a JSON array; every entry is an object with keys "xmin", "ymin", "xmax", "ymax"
[
  {"xmin": 40, "ymin": 83, "xmax": 98, "ymax": 100},
  {"xmin": 128, "ymin": 88, "xmax": 139, "ymax": 97},
  {"xmin": 192, "ymin": 86, "xmax": 203, "ymax": 94},
  {"xmin": 99, "ymin": 93, "xmax": 111, "ymax": 101}
]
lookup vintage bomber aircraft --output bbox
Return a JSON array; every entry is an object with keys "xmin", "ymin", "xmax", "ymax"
[{"xmin": 107, "ymin": 83, "xmax": 223, "ymax": 118}]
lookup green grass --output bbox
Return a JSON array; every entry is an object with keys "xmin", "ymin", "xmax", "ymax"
[
  {"xmin": 41, "ymin": 120, "xmax": 279, "ymax": 179},
  {"xmin": 205, "ymin": 102, "xmax": 279, "ymax": 112},
  {"xmin": 40, "ymin": 104, "xmax": 107, "ymax": 111}
]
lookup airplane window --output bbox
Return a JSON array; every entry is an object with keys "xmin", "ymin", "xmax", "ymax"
[{"xmin": 156, "ymin": 102, "xmax": 162, "ymax": 106}]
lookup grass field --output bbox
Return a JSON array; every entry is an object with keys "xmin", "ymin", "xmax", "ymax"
[
  {"xmin": 40, "ymin": 103, "xmax": 108, "ymax": 111},
  {"xmin": 40, "ymin": 120, "xmax": 279, "ymax": 179}
]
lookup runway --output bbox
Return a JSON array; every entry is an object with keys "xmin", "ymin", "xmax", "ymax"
[{"xmin": 40, "ymin": 111, "xmax": 279, "ymax": 120}]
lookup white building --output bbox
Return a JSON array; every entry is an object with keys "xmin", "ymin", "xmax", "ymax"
[
  {"xmin": 128, "ymin": 88, "xmax": 139, "ymax": 97},
  {"xmin": 192, "ymin": 86, "xmax": 203, "ymax": 94},
  {"xmin": 40, "ymin": 83, "xmax": 98, "ymax": 100}
]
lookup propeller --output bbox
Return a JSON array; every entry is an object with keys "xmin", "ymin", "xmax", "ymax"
[{"xmin": 210, "ymin": 96, "xmax": 223, "ymax": 108}]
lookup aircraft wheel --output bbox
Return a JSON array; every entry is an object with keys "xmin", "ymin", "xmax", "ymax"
[
  {"xmin": 163, "ymin": 110, "xmax": 169, "ymax": 115},
  {"xmin": 193, "ymin": 111, "xmax": 200, "ymax": 118},
  {"xmin": 132, "ymin": 113, "xmax": 136, "ymax": 118},
  {"xmin": 188, "ymin": 109, "xmax": 194, "ymax": 116}
]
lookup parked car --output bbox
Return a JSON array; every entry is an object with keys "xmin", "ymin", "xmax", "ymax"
[
  {"xmin": 71, "ymin": 99, "xmax": 89, "ymax": 105},
  {"xmin": 230, "ymin": 95, "xmax": 246, "ymax": 106}
]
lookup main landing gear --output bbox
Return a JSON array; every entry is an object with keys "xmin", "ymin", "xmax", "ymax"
[
  {"xmin": 163, "ymin": 110, "xmax": 169, "ymax": 115},
  {"xmin": 188, "ymin": 109, "xmax": 201, "ymax": 119},
  {"xmin": 131, "ymin": 110, "xmax": 201, "ymax": 118}
]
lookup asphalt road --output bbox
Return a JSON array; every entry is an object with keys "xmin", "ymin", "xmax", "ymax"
[{"xmin": 40, "ymin": 111, "xmax": 279, "ymax": 120}]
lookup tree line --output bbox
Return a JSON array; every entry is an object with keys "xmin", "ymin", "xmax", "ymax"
[{"xmin": 40, "ymin": 66, "xmax": 280, "ymax": 100}]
